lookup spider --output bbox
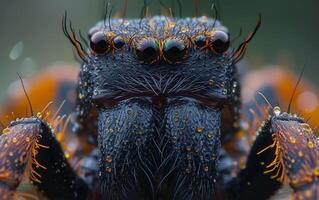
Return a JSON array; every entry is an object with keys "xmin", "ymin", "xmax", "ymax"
[{"xmin": 0, "ymin": 2, "xmax": 319, "ymax": 200}]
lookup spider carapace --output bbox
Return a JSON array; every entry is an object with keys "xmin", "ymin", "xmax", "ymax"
[{"xmin": 0, "ymin": 9, "xmax": 319, "ymax": 200}]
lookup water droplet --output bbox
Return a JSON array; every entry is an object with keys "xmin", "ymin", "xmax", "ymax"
[
  {"xmin": 289, "ymin": 136, "xmax": 296, "ymax": 144},
  {"xmin": 208, "ymin": 80, "xmax": 214, "ymax": 86},
  {"xmin": 173, "ymin": 112, "xmax": 179, "ymax": 122},
  {"xmin": 106, "ymin": 167, "xmax": 112, "ymax": 173},
  {"xmin": 127, "ymin": 109, "xmax": 133, "ymax": 115},
  {"xmin": 78, "ymin": 93, "xmax": 85, "ymax": 99},
  {"xmin": 36, "ymin": 112, "xmax": 42, "ymax": 118},
  {"xmin": 83, "ymin": 66, "xmax": 88, "ymax": 72},
  {"xmin": 222, "ymin": 89, "xmax": 227, "ymax": 95},
  {"xmin": 207, "ymin": 131, "xmax": 213, "ymax": 139},
  {"xmin": 168, "ymin": 22, "xmax": 175, "ymax": 28},
  {"xmin": 196, "ymin": 126, "xmax": 204, "ymax": 133},
  {"xmin": 2, "ymin": 128, "xmax": 10, "ymax": 135},
  {"xmin": 180, "ymin": 27, "xmax": 188, "ymax": 33},
  {"xmin": 106, "ymin": 116, "xmax": 112, "ymax": 123},
  {"xmin": 301, "ymin": 123, "xmax": 312, "ymax": 134},
  {"xmin": 93, "ymin": 90, "xmax": 99, "ymax": 96},
  {"xmin": 298, "ymin": 151, "xmax": 303, "ymax": 157},
  {"xmin": 106, "ymin": 156, "xmax": 113, "ymax": 163},
  {"xmin": 273, "ymin": 106, "xmax": 281, "ymax": 116},
  {"xmin": 307, "ymin": 141, "xmax": 314, "ymax": 149}
]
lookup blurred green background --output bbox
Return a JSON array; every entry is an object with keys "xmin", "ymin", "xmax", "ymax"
[{"xmin": 0, "ymin": 0, "xmax": 318, "ymax": 102}]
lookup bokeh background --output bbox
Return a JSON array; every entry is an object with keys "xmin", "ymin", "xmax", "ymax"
[{"xmin": 0, "ymin": 0, "xmax": 318, "ymax": 102}]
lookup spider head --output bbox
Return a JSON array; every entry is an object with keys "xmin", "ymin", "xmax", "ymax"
[
  {"xmin": 76, "ymin": 16, "xmax": 240, "ymax": 125},
  {"xmin": 68, "ymin": 16, "xmax": 259, "ymax": 199}
]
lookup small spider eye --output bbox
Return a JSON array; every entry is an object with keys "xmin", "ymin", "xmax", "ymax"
[
  {"xmin": 209, "ymin": 30, "xmax": 230, "ymax": 54},
  {"xmin": 163, "ymin": 39, "xmax": 188, "ymax": 64},
  {"xmin": 113, "ymin": 36, "xmax": 125, "ymax": 49},
  {"xmin": 135, "ymin": 38, "xmax": 160, "ymax": 64},
  {"xmin": 194, "ymin": 35, "xmax": 207, "ymax": 48},
  {"xmin": 90, "ymin": 31, "xmax": 110, "ymax": 55}
]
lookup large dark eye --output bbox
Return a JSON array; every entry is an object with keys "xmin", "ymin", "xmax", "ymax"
[
  {"xmin": 209, "ymin": 30, "xmax": 230, "ymax": 54},
  {"xmin": 90, "ymin": 31, "xmax": 110, "ymax": 55},
  {"xmin": 194, "ymin": 35, "xmax": 207, "ymax": 48},
  {"xmin": 135, "ymin": 38, "xmax": 160, "ymax": 64},
  {"xmin": 163, "ymin": 38, "xmax": 188, "ymax": 64},
  {"xmin": 113, "ymin": 36, "xmax": 125, "ymax": 49}
]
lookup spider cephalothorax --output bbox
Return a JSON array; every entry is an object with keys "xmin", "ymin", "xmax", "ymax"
[{"xmin": 67, "ymin": 16, "xmax": 257, "ymax": 199}]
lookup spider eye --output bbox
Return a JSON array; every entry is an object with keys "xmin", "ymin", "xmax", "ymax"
[
  {"xmin": 113, "ymin": 36, "xmax": 125, "ymax": 49},
  {"xmin": 194, "ymin": 35, "xmax": 207, "ymax": 48},
  {"xmin": 135, "ymin": 38, "xmax": 160, "ymax": 64},
  {"xmin": 90, "ymin": 31, "xmax": 110, "ymax": 55},
  {"xmin": 209, "ymin": 30, "xmax": 230, "ymax": 54},
  {"xmin": 163, "ymin": 38, "xmax": 188, "ymax": 64},
  {"xmin": 88, "ymin": 27, "xmax": 99, "ymax": 39}
]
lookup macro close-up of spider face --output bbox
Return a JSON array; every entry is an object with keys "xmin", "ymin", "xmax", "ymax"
[
  {"xmin": 1, "ymin": 1, "xmax": 319, "ymax": 200},
  {"xmin": 71, "ymin": 15, "xmax": 251, "ymax": 199}
]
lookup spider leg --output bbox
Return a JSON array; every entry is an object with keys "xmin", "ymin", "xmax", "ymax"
[
  {"xmin": 225, "ymin": 117, "xmax": 281, "ymax": 199},
  {"xmin": 227, "ymin": 107, "xmax": 319, "ymax": 200},
  {"xmin": 0, "ymin": 117, "xmax": 89, "ymax": 200}
]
